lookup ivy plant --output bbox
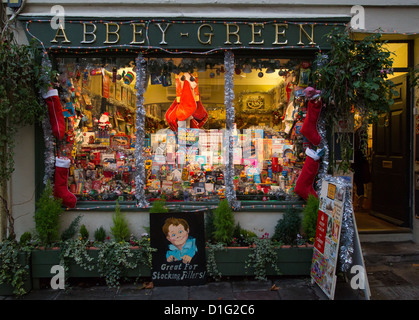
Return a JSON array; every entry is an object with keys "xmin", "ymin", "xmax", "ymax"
[
  {"xmin": 314, "ymin": 29, "xmax": 398, "ymax": 172},
  {"xmin": 0, "ymin": 28, "xmax": 56, "ymax": 239},
  {"xmin": 245, "ymin": 237, "xmax": 281, "ymax": 281},
  {"xmin": 0, "ymin": 239, "xmax": 32, "ymax": 296}
]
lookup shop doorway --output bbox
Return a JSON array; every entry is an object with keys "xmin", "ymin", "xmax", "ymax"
[{"xmin": 354, "ymin": 73, "xmax": 412, "ymax": 232}]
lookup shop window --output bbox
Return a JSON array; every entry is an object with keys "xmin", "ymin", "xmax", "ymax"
[
  {"xmin": 55, "ymin": 56, "xmax": 314, "ymax": 203},
  {"xmin": 56, "ymin": 57, "xmax": 138, "ymax": 201},
  {"xmin": 232, "ymin": 58, "xmax": 313, "ymax": 198},
  {"xmin": 144, "ymin": 58, "xmax": 226, "ymax": 201}
]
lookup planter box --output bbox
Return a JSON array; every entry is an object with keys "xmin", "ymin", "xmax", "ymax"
[
  {"xmin": 31, "ymin": 248, "xmax": 151, "ymax": 289},
  {"xmin": 30, "ymin": 245, "xmax": 314, "ymax": 288},
  {"xmin": 208, "ymin": 246, "xmax": 314, "ymax": 277},
  {"xmin": 0, "ymin": 252, "xmax": 32, "ymax": 296}
]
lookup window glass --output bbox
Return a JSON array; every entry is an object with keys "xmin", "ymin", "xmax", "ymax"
[
  {"xmin": 55, "ymin": 56, "xmax": 315, "ymax": 203},
  {"xmin": 56, "ymin": 57, "xmax": 138, "ymax": 201},
  {"xmin": 144, "ymin": 58, "xmax": 226, "ymax": 201},
  {"xmin": 232, "ymin": 58, "xmax": 313, "ymax": 198},
  {"xmin": 382, "ymin": 43, "xmax": 408, "ymax": 69}
]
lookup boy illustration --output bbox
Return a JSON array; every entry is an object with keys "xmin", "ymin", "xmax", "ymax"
[{"xmin": 162, "ymin": 217, "xmax": 197, "ymax": 264}]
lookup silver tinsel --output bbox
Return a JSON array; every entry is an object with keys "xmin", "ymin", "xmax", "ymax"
[
  {"xmin": 316, "ymin": 102, "xmax": 329, "ymax": 189},
  {"xmin": 40, "ymin": 54, "xmax": 56, "ymax": 186},
  {"xmin": 134, "ymin": 54, "xmax": 149, "ymax": 208},
  {"xmin": 223, "ymin": 50, "xmax": 240, "ymax": 211},
  {"xmin": 321, "ymin": 175, "xmax": 355, "ymax": 273},
  {"xmin": 315, "ymin": 96, "xmax": 354, "ymax": 273},
  {"xmin": 339, "ymin": 180, "xmax": 355, "ymax": 273}
]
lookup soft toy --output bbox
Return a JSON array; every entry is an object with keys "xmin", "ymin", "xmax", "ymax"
[{"xmin": 99, "ymin": 112, "xmax": 112, "ymax": 129}]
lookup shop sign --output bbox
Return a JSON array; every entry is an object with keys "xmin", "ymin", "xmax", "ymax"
[
  {"xmin": 310, "ymin": 179, "xmax": 345, "ymax": 299},
  {"xmin": 310, "ymin": 177, "xmax": 371, "ymax": 300},
  {"xmin": 150, "ymin": 212, "xmax": 206, "ymax": 286},
  {"xmin": 22, "ymin": 18, "xmax": 346, "ymax": 50}
]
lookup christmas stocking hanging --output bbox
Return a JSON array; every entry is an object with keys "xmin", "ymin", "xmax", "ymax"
[
  {"xmin": 43, "ymin": 89, "xmax": 66, "ymax": 141},
  {"xmin": 54, "ymin": 157, "xmax": 77, "ymax": 208},
  {"xmin": 300, "ymin": 87, "xmax": 322, "ymax": 146},
  {"xmin": 294, "ymin": 148, "xmax": 323, "ymax": 200},
  {"xmin": 190, "ymin": 100, "xmax": 208, "ymax": 128}
]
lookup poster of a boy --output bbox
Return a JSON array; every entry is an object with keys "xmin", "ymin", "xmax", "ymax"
[{"xmin": 162, "ymin": 217, "xmax": 197, "ymax": 264}]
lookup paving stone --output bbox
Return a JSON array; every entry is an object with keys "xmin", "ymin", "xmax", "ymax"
[
  {"xmin": 188, "ymin": 282, "xmax": 234, "ymax": 300},
  {"xmin": 232, "ymin": 279, "xmax": 272, "ymax": 292},
  {"xmin": 233, "ymin": 290, "xmax": 280, "ymax": 300},
  {"xmin": 149, "ymin": 285, "xmax": 189, "ymax": 300}
]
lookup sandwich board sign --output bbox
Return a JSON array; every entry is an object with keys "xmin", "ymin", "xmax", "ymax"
[
  {"xmin": 150, "ymin": 212, "xmax": 207, "ymax": 286},
  {"xmin": 310, "ymin": 175, "xmax": 370, "ymax": 300}
]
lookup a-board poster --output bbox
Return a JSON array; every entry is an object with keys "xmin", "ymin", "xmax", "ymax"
[
  {"xmin": 150, "ymin": 212, "xmax": 207, "ymax": 286},
  {"xmin": 310, "ymin": 179, "xmax": 346, "ymax": 299}
]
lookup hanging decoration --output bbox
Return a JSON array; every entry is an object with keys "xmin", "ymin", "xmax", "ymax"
[
  {"xmin": 312, "ymin": 54, "xmax": 354, "ymax": 275},
  {"xmin": 134, "ymin": 54, "xmax": 149, "ymax": 208},
  {"xmin": 223, "ymin": 50, "xmax": 240, "ymax": 211},
  {"xmin": 165, "ymin": 72, "xmax": 208, "ymax": 132},
  {"xmin": 339, "ymin": 178, "xmax": 356, "ymax": 273},
  {"xmin": 40, "ymin": 54, "xmax": 56, "ymax": 186}
]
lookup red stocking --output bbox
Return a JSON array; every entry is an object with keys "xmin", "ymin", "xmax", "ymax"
[
  {"xmin": 190, "ymin": 100, "xmax": 208, "ymax": 128},
  {"xmin": 43, "ymin": 89, "xmax": 65, "ymax": 141},
  {"xmin": 300, "ymin": 98, "xmax": 322, "ymax": 146},
  {"xmin": 294, "ymin": 151, "xmax": 319, "ymax": 200},
  {"xmin": 54, "ymin": 157, "xmax": 77, "ymax": 208}
]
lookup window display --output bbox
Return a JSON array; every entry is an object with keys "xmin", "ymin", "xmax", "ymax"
[{"xmin": 54, "ymin": 56, "xmax": 315, "ymax": 203}]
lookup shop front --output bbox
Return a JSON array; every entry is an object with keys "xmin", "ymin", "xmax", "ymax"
[{"xmin": 16, "ymin": 16, "xmax": 349, "ymax": 237}]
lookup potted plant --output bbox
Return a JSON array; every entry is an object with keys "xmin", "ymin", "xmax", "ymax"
[{"xmin": 204, "ymin": 201, "xmax": 314, "ymax": 280}]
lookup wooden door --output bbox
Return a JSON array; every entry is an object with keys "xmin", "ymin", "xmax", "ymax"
[{"xmin": 371, "ymin": 74, "xmax": 411, "ymax": 226}]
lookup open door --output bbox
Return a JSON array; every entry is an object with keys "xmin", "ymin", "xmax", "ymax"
[{"xmin": 371, "ymin": 74, "xmax": 411, "ymax": 227}]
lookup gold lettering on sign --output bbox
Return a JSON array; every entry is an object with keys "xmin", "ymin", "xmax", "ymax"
[
  {"xmin": 131, "ymin": 23, "xmax": 145, "ymax": 44},
  {"xmin": 249, "ymin": 23, "xmax": 264, "ymax": 45},
  {"xmin": 197, "ymin": 24, "xmax": 214, "ymax": 45},
  {"xmin": 81, "ymin": 23, "xmax": 97, "ymax": 44},
  {"xmin": 224, "ymin": 23, "xmax": 242, "ymax": 45},
  {"xmin": 104, "ymin": 23, "xmax": 120, "ymax": 44},
  {"xmin": 156, "ymin": 23, "xmax": 172, "ymax": 45},
  {"xmin": 273, "ymin": 23, "xmax": 288, "ymax": 45},
  {"xmin": 298, "ymin": 24, "xmax": 316, "ymax": 45},
  {"xmin": 51, "ymin": 25, "xmax": 71, "ymax": 43}
]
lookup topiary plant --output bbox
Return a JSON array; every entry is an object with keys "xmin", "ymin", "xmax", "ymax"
[
  {"xmin": 34, "ymin": 182, "xmax": 63, "ymax": 246},
  {"xmin": 79, "ymin": 224, "xmax": 89, "ymax": 241},
  {"xmin": 302, "ymin": 194, "xmax": 319, "ymax": 243},
  {"xmin": 94, "ymin": 226, "xmax": 107, "ymax": 243},
  {"xmin": 110, "ymin": 201, "xmax": 130, "ymax": 242},
  {"xmin": 61, "ymin": 215, "xmax": 82, "ymax": 241},
  {"xmin": 149, "ymin": 198, "xmax": 169, "ymax": 213},
  {"xmin": 272, "ymin": 207, "xmax": 302, "ymax": 245},
  {"xmin": 19, "ymin": 231, "xmax": 32, "ymax": 245},
  {"xmin": 212, "ymin": 199, "xmax": 235, "ymax": 244}
]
